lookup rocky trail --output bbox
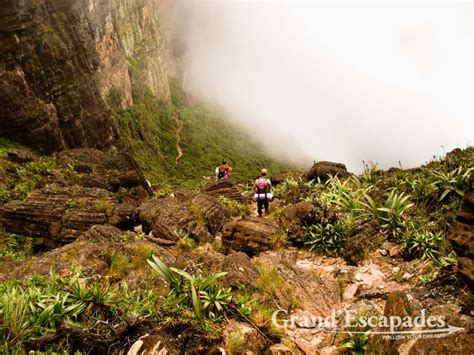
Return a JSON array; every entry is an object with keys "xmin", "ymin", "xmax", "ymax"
[
  {"xmin": 172, "ymin": 112, "xmax": 184, "ymax": 166},
  {"xmin": 0, "ymin": 149, "xmax": 472, "ymax": 354}
]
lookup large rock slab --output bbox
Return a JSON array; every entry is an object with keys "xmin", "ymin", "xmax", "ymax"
[
  {"xmin": 448, "ymin": 171, "xmax": 474, "ymax": 287},
  {"xmin": 279, "ymin": 200, "xmax": 339, "ymax": 247},
  {"xmin": 0, "ymin": 185, "xmax": 119, "ymax": 248},
  {"xmin": 307, "ymin": 161, "xmax": 350, "ymax": 182},
  {"xmin": 280, "ymin": 201, "xmax": 317, "ymax": 246},
  {"xmin": 138, "ymin": 193, "xmax": 230, "ymax": 244},
  {"xmin": 204, "ymin": 179, "xmax": 246, "ymax": 202},
  {"xmin": 0, "ymin": 0, "xmax": 170, "ymax": 154},
  {"xmin": 56, "ymin": 148, "xmax": 151, "ymax": 194},
  {"xmin": 222, "ymin": 216, "xmax": 279, "ymax": 256},
  {"xmin": 366, "ymin": 292, "xmax": 473, "ymax": 354},
  {"xmin": 175, "ymin": 245, "xmax": 260, "ymax": 289}
]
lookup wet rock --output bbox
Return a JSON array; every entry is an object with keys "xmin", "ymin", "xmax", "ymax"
[
  {"xmin": 0, "ymin": 185, "xmax": 118, "ymax": 248},
  {"xmin": 6, "ymin": 149, "xmax": 35, "ymax": 163},
  {"xmin": 138, "ymin": 193, "xmax": 230, "ymax": 245},
  {"xmin": 0, "ymin": 0, "xmax": 170, "ymax": 154},
  {"xmin": 222, "ymin": 216, "xmax": 279, "ymax": 256},
  {"xmin": 307, "ymin": 161, "xmax": 350, "ymax": 182},
  {"xmin": 343, "ymin": 220, "xmax": 381, "ymax": 265}
]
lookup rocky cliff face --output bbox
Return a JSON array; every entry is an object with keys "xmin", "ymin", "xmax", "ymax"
[{"xmin": 0, "ymin": 0, "xmax": 170, "ymax": 154}]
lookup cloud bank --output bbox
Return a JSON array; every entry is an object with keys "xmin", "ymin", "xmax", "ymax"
[{"xmin": 162, "ymin": 1, "xmax": 472, "ymax": 171}]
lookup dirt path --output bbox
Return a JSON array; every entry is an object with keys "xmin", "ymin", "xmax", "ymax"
[{"xmin": 172, "ymin": 111, "xmax": 184, "ymax": 165}]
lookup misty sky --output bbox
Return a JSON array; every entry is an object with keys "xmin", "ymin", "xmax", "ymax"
[{"xmin": 164, "ymin": 1, "xmax": 472, "ymax": 171}]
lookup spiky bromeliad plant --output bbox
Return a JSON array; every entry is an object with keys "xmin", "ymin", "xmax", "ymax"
[
  {"xmin": 362, "ymin": 190, "xmax": 414, "ymax": 235},
  {"xmin": 147, "ymin": 255, "xmax": 231, "ymax": 320},
  {"xmin": 430, "ymin": 165, "xmax": 473, "ymax": 202},
  {"xmin": 304, "ymin": 221, "xmax": 349, "ymax": 254}
]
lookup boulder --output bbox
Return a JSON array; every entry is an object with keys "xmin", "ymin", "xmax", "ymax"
[
  {"xmin": 138, "ymin": 193, "xmax": 230, "ymax": 245},
  {"xmin": 109, "ymin": 203, "xmax": 137, "ymax": 229},
  {"xmin": 0, "ymin": 185, "xmax": 118, "ymax": 248},
  {"xmin": 279, "ymin": 200, "xmax": 339, "ymax": 247},
  {"xmin": 252, "ymin": 251, "xmax": 342, "ymax": 317},
  {"xmin": 270, "ymin": 171, "xmax": 303, "ymax": 186},
  {"xmin": 223, "ymin": 319, "xmax": 269, "ymax": 353},
  {"xmin": 0, "ymin": 228, "xmax": 173, "ymax": 284},
  {"xmin": 448, "ymin": 171, "xmax": 474, "ymax": 287},
  {"xmin": 222, "ymin": 216, "xmax": 279, "ymax": 256},
  {"xmin": 307, "ymin": 161, "xmax": 350, "ymax": 182},
  {"xmin": 279, "ymin": 201, "xmax": 317, "ymax": 246},
  {"xmin": 175, "ymin": 245, "xmax": 259, "ymax": 288},
  {"xmin": 6, "ymin": 148, "xmax": 36, "ymax": 163},
  {"xmin": 56, "ymin": 148, "xmax": 151, "ymax": 194},
  {"xmin": 367, "ymin": 295, "xmax": 474, "ymax": 355},
  {"xmin": 203, "ymin": 179, "xmax": 246, "ymax": 202},
  {"xmin": 343, "ymin": 220, "xmax": 381, "ymax": 265}
]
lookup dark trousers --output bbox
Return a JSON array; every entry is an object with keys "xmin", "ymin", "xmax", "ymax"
[{"xmin": 257, "ymin": 198, "xmax": 270, "ymax": 216}]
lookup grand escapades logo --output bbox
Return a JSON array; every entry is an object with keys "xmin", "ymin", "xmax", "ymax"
[{"xmin": 272, "ymin": 309, "xmax": 464, "ymax": 339}]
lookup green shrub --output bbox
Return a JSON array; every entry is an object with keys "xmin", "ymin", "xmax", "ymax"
[
  {"xmin": 430, "ymin": 165, "xmax": 473, "ymax": 202},
  {"xmin": 218, "ymin": 196, "xmax": 252, "ymax": 216},
  {"xmin": 147, "ymin": 255, "xmax": 231, "ymax": 320},
  {"xmin": 304, "ymin": 221, "xmax": 349, "ymax": 254},
  {"xmin": 400, "ymin": 223, "xmax": 444, "ymax": 261},
  {"xmin": 362, "ymin": 190, "xmax": 413, "ymax": 234},
  {"xmin": 95, "ymin": 199, "xmax": 113, "ymax": 216},
  {"xmin": 340, "ymin": 330, "xmax": 371, "ymax": 355}
]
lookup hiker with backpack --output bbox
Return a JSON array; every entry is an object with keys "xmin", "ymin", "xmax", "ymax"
[
  {"xmin": 255, "ymin": 169, "xmax": 272, "ymax": 217},
  {"xmin": 215, "ymin": 161, "xmax": 233, "ymax": 180}
]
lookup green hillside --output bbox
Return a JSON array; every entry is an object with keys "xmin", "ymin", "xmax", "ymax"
[{"xmin": 112, "ymin": 82, "xmax": 290, "ymax": 190}]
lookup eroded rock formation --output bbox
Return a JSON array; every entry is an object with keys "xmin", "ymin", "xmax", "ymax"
[{"xmin": 0, "ymin": 0, "xmax": 170, "ymax": 153}]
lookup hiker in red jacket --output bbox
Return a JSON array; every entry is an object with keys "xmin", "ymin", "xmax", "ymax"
[{"xmin": 215, "ymin": 161, "xmax": 233, "ymax": 180}]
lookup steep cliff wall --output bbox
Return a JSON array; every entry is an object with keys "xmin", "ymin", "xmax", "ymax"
[{"xmin": 0, "ymin": 0, "xmax": 170, "ymax": 153}]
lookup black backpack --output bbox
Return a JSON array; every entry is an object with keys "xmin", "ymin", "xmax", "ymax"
[{"xmin": 217, "ymin": 166, "xmax": 227, "ymax": 179}]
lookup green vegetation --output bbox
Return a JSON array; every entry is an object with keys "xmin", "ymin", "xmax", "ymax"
[
  {"xmin": 274, "ymin": 147, "xmax": 473, "ymax": 280},
  {"xmin": 112, "ymin": 81, "xmax": 289, "ymax": 189},
  {"xmin": 0, "ymin": 138, "xmax": 24, "ymax": 157},
  {"xmin": 340, "ymin": 331, "xmax": 371, "ymax": 355},
  {"xmin": 0, "ymin": 273, "xmax": 111, "ymax": 352},
  {"xmin": 148, "ymin": 255, "xmax": 231, "ymax": 320},
  {"xmin": 218, "ymin": 196, "xmax": 252, "ymax": 216},
  {"xmin": 0, "ymin": 233, "xmax": 40, "ymax": 262},
  {"xmin": 304, "ymin": 221, "xmax": 350, "ymax": 254},
  {"xmin": 0, "ymin": 139, "xmax": 84, "ymax": 206}
]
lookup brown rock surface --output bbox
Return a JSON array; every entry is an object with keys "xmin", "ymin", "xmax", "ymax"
[
  {"xmin": 222, "ymin": 216, "xmax": 279, "ymax": 256},
  {"xmin": 0, "ymin": 185, "xmax": 118, "ymax": 248},
  {"xmin": 307, "ymin": 161, "xmax": 350, "ymax": 182},
  {"xmin": 138, "ymin": 192, "xmax": 230, "ymax": 244},
  {"xmin": 203, "ymin": 179, "xmax": 246, "ymax": 202},
  {"xmin": 0, "ymin": 0, "xmax": 170, "ymax": 154},
  {"xmin": 448, "ymin": 171, "xmax": 474, "ymax": 286}
]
